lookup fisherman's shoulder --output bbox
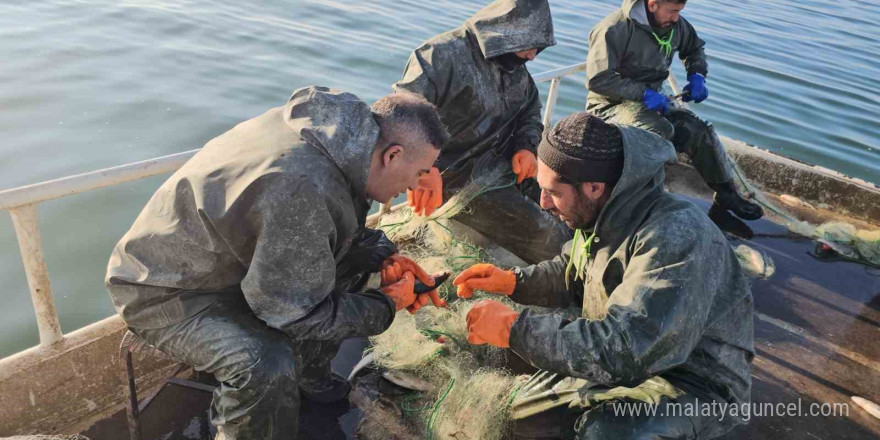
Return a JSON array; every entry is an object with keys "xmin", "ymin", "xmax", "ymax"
[
  {"xmin": 414, "ymin": 26, "xmax": 471, "ymax": 58},
  {"xmin": 595, "ymin": 8, "xmax": 631, "ymax": 31},
  {"xmin": 591, "ymin": 10, "xmax": 632, "ymax": 40},
  {"xmin": 676, "ymin": 15, "xmax": 700, "ymax": 34},
  {"xmin": 639, "ymin": 195, "xmax": 725, "ymax": 248},
  {"xmin": 273, "ymin": 150, "xmax": 343, "ymax": 196}
]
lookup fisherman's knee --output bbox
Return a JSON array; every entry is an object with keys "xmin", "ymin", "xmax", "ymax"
[
  {"xmin": 672, "ymin": 111, "xmax": 712, "ymax": 142},
  {"xmin": 223, "ymin": 338, "xmax": 300, "ymax": 392},
  {"xmin": 632, "ymin": 113, "xmax": 675, "ymax": 140},
  {"xmin": 611, "ymin": 104, "xmax": 675, "ymax": 140},
  {"xmin": 645, "ymin": 117, "xmax": 675, "ymax": 140}
]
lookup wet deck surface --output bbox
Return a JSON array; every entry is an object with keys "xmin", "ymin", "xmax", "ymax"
[{"xmin": 81, "ymin": 200, "xmax": 880, "ymax": 440}]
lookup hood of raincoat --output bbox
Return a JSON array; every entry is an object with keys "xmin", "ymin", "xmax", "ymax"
[
  {"xmin": 284, "ymin": 86, "xmax": 378, "ymax": 200},
  {"xmin": 106, "ymin": 86, "xmax": 396, "ymax": 338},
  {"xmin": 466, "ymin": 0, "xmax": 556, "ymax": 59},
  {"xmin": 393, "ymin": 0, "xmax": 555, "ymax": 183},
  {"xmin": 592, "ymin": 125, "xmax": 677, "ymax": 242},
  {"xmin": 621, "ymin": 0, "xmax": 652, "ymax": 30}
]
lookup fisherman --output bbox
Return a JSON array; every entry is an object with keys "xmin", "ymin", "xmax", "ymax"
[
  {"xmin": 393, "ymin": 0, "xmax": 571, "ymax": 264},
  {"xmin": 105, "ymin": 87, "xmax": 446, "ymax": 440},
  {"xmin": 586, "ymin": 0, "xmax": 763, "ymax": 222},
  {"xmin": 454, "ymin": 113, "xmax": 755, "ymax": 439}
]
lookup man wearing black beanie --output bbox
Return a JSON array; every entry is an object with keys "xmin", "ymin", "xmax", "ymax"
[{"xmin": 454, "ymin": 112, "xmax": 754, "ymax": 439}]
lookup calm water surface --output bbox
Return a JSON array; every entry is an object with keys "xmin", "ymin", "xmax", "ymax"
[{"xmin": 0, "ymin": 0, "xmax": 877, "ymax": 356}]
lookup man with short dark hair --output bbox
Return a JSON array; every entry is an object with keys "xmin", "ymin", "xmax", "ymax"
[
  {"xmin": 586, "ymin": 0, "xmax": 763, "ymax": 223},
  {"xmin": 106, "ymin": 87, "xmax": 448, "ymax": 440},
  {"xmin": 393, "ymin": 0, "xmax": 571, "ymax": 264},
  {"xmin": 454, "ymin": 112, "xmax": 754, "ymax": 439}
]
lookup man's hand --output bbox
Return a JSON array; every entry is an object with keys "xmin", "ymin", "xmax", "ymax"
[
  {"xmin": 466, "ymin": 300, "xmax": 519, "ymax": 348},
  {"xmin": 407, "ymin": 167, "xmax": 443, "ymax": 217},
  {"xmin": 406, "ymin": 288, "xmax": 447, "ymax": 313},
  {"xmin": 511, "ymin": 150, "xmax": 538, "ymax": 184},
  {"xmin": 453, "ymin": 263, "xmax": 516, "ymax": 298},
  {"xmin": 683, "ymin": 73, "xmax": 708, "ymax": 103},
  {"xmin": 381, "ymin": 255, "xmax": 433, "ymax": 287},
  {"xmin": 642, "ymin": 88, "xmax": 669, "ymax": 114},
  {"xmin": 380, "ymin": 272, "xmax": 417, "ymax": 311}
]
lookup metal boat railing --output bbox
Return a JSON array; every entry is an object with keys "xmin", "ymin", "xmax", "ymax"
[{"xmin": 0, "ymin": 62, "xmax": 588, "ymax": 350}]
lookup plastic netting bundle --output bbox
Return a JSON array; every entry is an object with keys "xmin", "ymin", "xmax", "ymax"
[
  {"xmin": 812, "ymin": 222, "xmax": 880, "ymax": 266},
  {"xmin": 733, "ymin": 244, "xmax": 776, "ymax": 280},
  {"xmin": 367, "ymin": 165, "xmax": 526, "ymax": 440},
  {"xmin": 729, "ymin": 159, "xmax": 880, "ymax": 267},
  {"xmin": 370, "ymin": 302, "xmax": 521, "ymax": 440}
]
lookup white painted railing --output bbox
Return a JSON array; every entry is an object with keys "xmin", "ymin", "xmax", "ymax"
[{"xmin": 0, "ymin": 63, "xmax": 588, "ymax": 349}]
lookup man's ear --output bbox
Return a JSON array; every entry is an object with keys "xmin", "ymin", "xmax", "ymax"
[
  {"xmin": 580, "ymin": 182, "xmax": 607, "ymax": 201},
  {"xmin": 382, "ymin": 145, "xmax": 404, "ymax": 167}
]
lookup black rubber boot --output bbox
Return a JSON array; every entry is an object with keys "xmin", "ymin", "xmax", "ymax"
[
  {"xmin": 300, "ymin": 371, "xmax": 351, "ymax": 404},
  {"xmin": 708, "ymin": 203, "xmax": 754, "ymax": 239},
  {"xmin": 708, "ymin": 181, "xmax": 764, "ymax": 221}
]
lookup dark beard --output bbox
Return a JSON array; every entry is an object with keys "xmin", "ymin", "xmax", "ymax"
[
  {"xmin": 645, "ymin": 1, "xmax": 673, "ymax": 32},
  {"xmin": 570, "ymin": 189, "xmax": 601, "ymax": 230}
]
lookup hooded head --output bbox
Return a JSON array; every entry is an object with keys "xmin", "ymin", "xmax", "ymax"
[
  {"xmin": 465, "ymin": 0, "xmax": 556, "ymax": 61},
  {"xmin": 537, "ymin": 112, "xmax": 676, "ymax": 230}
]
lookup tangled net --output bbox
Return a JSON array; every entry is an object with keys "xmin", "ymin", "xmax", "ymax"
[
  {"xmin": 365, "ymin": 165, "xmax": 526, "ymax": 440},
  {"xmin": 729, "ymin": 158, "xmax": 879, "ymax": 268},
  {"xmin": 733, "ymin": 244, "xmax": 776, "ymax": 280},
  {"xmin": 360, "ymin": 146, "xmax": 880, "ymax": 439}
]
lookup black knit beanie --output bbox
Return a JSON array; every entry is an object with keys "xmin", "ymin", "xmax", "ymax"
[{"xmin": 537, "ymin": 112, "xmax": 624, "ymax": 184}]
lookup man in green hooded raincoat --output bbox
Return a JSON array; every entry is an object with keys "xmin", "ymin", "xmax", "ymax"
[
  {"xmin": 393, "ymin": 0, "xmax": 571, "ymax": 264},
  {"xmin": 586, "ymin": 0, "xmax": 764, "ymax": 223},
  {"xmin": 454, "ymin": 113, "xmax": 754, "ymax": 439}
]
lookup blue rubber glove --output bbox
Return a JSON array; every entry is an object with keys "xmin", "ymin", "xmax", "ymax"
[
  {"xmin": 683, "ymin": 73, "xmax": 708, "ymax": 103},
  {"xmin": 643, "ymin": 88, "xmax": 669, "ymax": 114}
]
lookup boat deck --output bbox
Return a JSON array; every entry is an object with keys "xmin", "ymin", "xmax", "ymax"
[{"xmin": 79, "ymin": 199, "xmax": 880, "ymax": 440}]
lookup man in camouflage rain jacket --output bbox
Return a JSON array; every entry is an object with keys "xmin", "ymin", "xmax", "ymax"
[
  {"xmin": 106, "ymin": 87, "xmax": 448, "ymax": 440},
  {"xmin": 394, "ymin": 0, "xmax": 571, "ymax": 264},
  {"xmin": 586, "ymin": 0, "xmax": 764, "ymax": 223}
]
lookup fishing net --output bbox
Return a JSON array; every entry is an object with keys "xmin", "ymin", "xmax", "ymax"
[
  {"xmin": 728, "ymin": 160, "xmax": 880, "ymax": 267},
  {"xmin": 366, "ymin": 165, "xmax": 527, "ymax": 440},
  {"xmin": 370, "ymin": 302, "xmax": 521, "ymax": 440},
  {"xmin": 733, "ymin": 244, "xmax": 776, "ymax": 280},
  {"xmin": 813, "ymin": 222, "xmax": 880, "ymax": 266}
]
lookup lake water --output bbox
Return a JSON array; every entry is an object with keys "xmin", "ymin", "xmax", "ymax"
[{"xmin": 0, "ymin": 0, "xmax": 877, "ymax": 356}]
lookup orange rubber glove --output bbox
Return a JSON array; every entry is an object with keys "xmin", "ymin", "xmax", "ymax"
[
  {"xmin": 407, "ymin": 167, "xmax": 443, "ymax": 217},
  {"xmin": 407, "ymin": 289, "xmax": 448, "ymax": 313},
  {"xmin": 380, "ymin": 255, "xmax": 433, "ymax": 287},
  {"xmin": 380, "ymin": 272, "xmax": 416, "ymax": 311},
  {"xmin": 511, "ymin": 150, "xmax": 538, "ymax": 184},
  {"xmin": 453, "ymin": 263, "xmax": 516, "ymax": 298},
  {"xmin": 466, "ymin": 300, "xmax": 519, "ymax": 348}
]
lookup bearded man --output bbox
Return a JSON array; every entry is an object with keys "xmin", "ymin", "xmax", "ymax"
[{"xmin": 454, "ymin": 112, "xmax": 754, "ymax": 439}]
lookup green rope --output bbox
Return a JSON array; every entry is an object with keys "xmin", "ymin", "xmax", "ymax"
[
  {"xmin": 651, "ymin": 29, "xmax": 674, "ymax": 58},
  {"xmin": 564, "ymin": 228, "xmax": 597, "ymax": 289},
  {"xmin": 420, "ymin": 328, "xmax": 456, "ymax": 340},
  {"xmin": 401, "ymin": 392, "xmax": 431, "ymax": 416},
  {"xmin": 505, "ymin": 384, "xmax": 523, "ymax": 410},
  {"xmin": 426, "ymin": 378, "xmax": 456, "ymax": 440}
]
